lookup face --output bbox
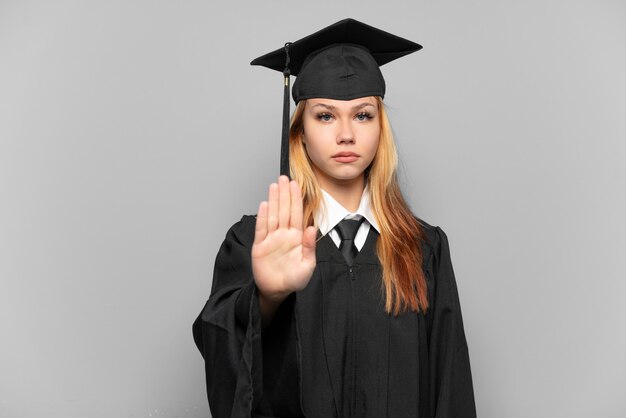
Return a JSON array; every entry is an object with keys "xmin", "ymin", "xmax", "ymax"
[{"xmin": 301, "ymin": 96, "xmax": 380, "ymax": 189}]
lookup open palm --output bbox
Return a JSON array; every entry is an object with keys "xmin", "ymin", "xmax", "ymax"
[{"xmin": 252, "ymin": 176, "xmax": 317, "ymax": 300}]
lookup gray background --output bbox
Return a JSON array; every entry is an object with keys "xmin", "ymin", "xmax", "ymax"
[{"xmin": 1, "ymin": 0, "xmax": 625, "ymax": 417}]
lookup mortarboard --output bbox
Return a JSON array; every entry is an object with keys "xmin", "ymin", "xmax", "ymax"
[{"xmin": 251, "ymin": 18, "xmax": 422, "ymax": 177}]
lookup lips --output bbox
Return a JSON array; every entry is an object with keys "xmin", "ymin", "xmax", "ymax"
[
  {"xmin": 332, "ymin": 151, "xmax": 360, "ymax": 163},
  {"xmin": 332, "ymin": 152, "xmax": 360, "ymax": 158}
]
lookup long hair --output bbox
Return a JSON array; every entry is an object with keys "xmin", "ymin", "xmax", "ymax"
[{"xmin": 289, "ymin": 97, "xmax": 428, "ymax": 315}]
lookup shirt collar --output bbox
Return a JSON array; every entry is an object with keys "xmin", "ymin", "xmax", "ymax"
[{"xmin": 315, "ymin": 186, "xmax": 380, "ymax": 237}]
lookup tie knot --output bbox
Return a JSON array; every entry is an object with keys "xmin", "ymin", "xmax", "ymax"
[{"xmin": 335, "ymin": 217, "xmax": 365, "ymax": 242}]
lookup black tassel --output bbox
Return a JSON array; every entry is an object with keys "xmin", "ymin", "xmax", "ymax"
[{"xmin": 280, "ymin": 42, "xmax": 292, "ymax": 178}]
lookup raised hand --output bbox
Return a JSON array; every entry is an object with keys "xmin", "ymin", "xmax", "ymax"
[{"xmin": 252, "ymin": 176, "xmax": 317, "ymax": 321}]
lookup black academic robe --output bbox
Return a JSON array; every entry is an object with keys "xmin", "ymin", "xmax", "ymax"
[{"xmin": 193, "ymin": 215, "xmax": 476, "ymax": 418}]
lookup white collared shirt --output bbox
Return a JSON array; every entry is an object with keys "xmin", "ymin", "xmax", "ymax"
[{"xmin": 314, "ymin": 186, "xmax": 380, "ymax": 250}]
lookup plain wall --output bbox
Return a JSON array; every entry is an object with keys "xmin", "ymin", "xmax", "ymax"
[{"xmin": 1, "ymin": 0, "xmax": 625, "ymax": 417}]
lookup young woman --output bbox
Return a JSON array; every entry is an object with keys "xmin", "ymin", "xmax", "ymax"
[{"xmin": 193, "ymin": 19, "xmax": 476, "ymax": 418}]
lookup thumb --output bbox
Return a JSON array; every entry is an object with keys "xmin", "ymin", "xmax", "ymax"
[{"xmin": 301, "ymin": 226, "xmax": 317, "ymax": 263}]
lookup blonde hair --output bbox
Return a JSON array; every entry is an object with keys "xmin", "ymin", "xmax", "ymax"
[{"xmin": 289, "ymin": 97, "xmax": 428, "ymax": 315}]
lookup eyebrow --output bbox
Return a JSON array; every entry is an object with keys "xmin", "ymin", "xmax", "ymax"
[{"xmin": 310, "ymin": 102, "xmax": 377, "ymax": 111}]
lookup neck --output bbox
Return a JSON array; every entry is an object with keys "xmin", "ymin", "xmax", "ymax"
[{"xmin": 317, "ymin": 173, "xmax": 365, "ymax": 212}]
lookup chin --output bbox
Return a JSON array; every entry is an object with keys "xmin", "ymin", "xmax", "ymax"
[
  {"xmin": 326, "ymin": 168, "xmax": 365, "ymax": 182},
  {"xmin": 312, "ymin": 162, "xmax": 367, "ymax": 184}
]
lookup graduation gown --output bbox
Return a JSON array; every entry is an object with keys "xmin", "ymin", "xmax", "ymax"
[{"xmin": 192, "ymin": 215, "xmax": 476, "ymax": 418}]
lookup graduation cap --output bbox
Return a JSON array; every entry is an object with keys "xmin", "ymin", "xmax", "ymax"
[{"xmin": 251, "ymin": 18, "xmax": 422, "ymax": 177}]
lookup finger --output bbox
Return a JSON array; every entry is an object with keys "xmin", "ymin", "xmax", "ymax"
[
  {"xmin": 254, "ymin": 201, "xmax": 268, "ymax": 245},
  {"xmin": 278, "ymin": 175, "xmax": 290, "ymax": 229},
  {"xmin": 267, "ymin": 182, "xmax": 279, "ymax": 232},
  {"xmin": 290, "ymin": 180, "xmax": 303, "ymax": 231},
  {"xmin": 301, "ymin": 226, "xmax": 317, "ymax": 263}
]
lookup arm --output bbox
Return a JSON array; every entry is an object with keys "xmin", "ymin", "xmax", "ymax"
[
  {"xmin": 429, "ymin": 226, "xmax": 477, "ymax": 417},
  {"xmin": 192, "ymin": 216, "xmax": 263, "ymax": 417},
  {"xmin": 192, "ymin": 176, "xmax": 316, "ymax": 417}
]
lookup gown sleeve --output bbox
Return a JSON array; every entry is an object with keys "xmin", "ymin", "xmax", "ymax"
[
  {"xmin": 428, "ymin": 226, "xmax": 477, "ymax": 418},
  {"xmin": 192, "ymin": 216, "xmax": 263, "ymax": 417},
  {"xmin": 192, "ymin": 215, "xmax": 303, "ymax": 418}
]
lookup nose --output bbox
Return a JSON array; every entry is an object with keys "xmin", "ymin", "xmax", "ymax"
[{"xmin": 336, "ymin": 119, "xmax": 355, "ymax": 144}]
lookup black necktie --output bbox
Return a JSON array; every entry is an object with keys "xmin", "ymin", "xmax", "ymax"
[{"xmin": 335, "ymin": 217, "xmax": 365, "ymax": 266}]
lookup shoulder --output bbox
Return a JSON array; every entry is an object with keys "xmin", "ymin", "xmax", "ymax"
[
  {"xmin": 413, "ymin": 214, "xmax": 446, "ymax": 245},
  {"xmin": 413, "ymin": 215, "xmax": 450, "ymax": 262},
  {"xmin": 414, "ymin": 215, "xmax": 437, "ymax": 243},
  {"xmin": 222, "ymin": 214, "xmax": 257, "ymax": 248}
]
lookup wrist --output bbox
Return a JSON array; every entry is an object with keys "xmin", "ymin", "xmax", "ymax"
[
  {"xmin": 257, "ymin": 288, "xmax": 290, "ymax": 329},
  {"xmin": 258, "ymin": 288, "xmax": 290, "ymax": 305}
]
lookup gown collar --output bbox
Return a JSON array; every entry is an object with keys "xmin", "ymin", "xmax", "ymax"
[{"xmin": 315, "ymin": 185, "xmax": 380, "ymax": 237}]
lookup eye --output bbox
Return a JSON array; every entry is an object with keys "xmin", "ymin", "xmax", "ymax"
[
  {"xmin": 316, "ymin": 112, "xmax": 334, "ymax": 122},
  {"xmin": 355, "ymin": 112, "xmax": 373, "ymax": 122}
]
